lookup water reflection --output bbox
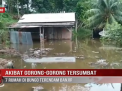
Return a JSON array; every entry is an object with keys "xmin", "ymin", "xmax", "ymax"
[
  {"xmin": 11, "ymin": 44, "xmax": 33, "ymax": 53},
  {"xmin": 0, "ymin": 39, "xmax": 122, "ymax": 91}
]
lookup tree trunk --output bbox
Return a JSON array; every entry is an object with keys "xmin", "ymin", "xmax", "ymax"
[
  {"xmin": 17, "ymin": 0, "xmax": 19, "ymax": 17},
  {"xmin": 7, "ymin": 0, "xmax": 13, "ymax": 13},
  {"xmin": 21, "ymin": 4, "xmax": 24, "ymax": 14},
  {"xmin": 7, "ymin": 0, "xmax": 10, "ymax": 12},
  {"xmin": 27, "ymin": 0, "xmax": 29, "ymax": 13},
  {"xmin": 9, "ymin": 0, "xmax": 12, "ymax": 13}
]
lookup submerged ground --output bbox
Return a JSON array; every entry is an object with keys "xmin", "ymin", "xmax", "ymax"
[{"xmin": 0, "ymin": 39, "xmax": 122, "ymax": 91}]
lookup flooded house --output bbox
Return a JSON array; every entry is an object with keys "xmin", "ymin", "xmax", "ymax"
[{"xmin": 9, "ymin": 12, "xmax": 76, "ymax": 41}]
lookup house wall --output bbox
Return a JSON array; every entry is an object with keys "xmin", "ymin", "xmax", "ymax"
[
  {"xmin": 61, "ymin": 28, "xmax": 72, "ymax": 39},
  {"xmin": 15, "ymin": 27, "xmax": 72, "ymax": 40},
  {"xmin": 46, "ymin": 27, "xmax": 72, "ymax": 40}
]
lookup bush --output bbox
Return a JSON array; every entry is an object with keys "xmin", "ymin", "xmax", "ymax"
[
  {"xmin": 0, "ymin": 13, "xmax": 18, "ymax": 27},
  {"xmin": 0, "ymin": 13, "xmax": 16, "ymax": 47},
  {"xmin": 101, "ymin": 21, "xmax": 122, "ymax": 46},
  {"xmin": 73, "ymin": 27, "xmax": 92, "ymax": 40}
]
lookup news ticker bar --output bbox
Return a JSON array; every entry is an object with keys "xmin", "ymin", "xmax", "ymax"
[
  {"xmin": 1, "ymin": 77, "xmax": 122, "ymax": 83},
  {"xmin": 2, "ymin": 69, "xmax": 122, "ymax": 76}
]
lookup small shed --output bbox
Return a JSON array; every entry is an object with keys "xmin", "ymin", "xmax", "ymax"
[{"xmin": 10, "ymin": 12, "xmax": 75, "ymax": 40}]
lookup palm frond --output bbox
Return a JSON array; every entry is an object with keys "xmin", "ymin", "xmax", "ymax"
[
  {"xmin": 110, "ymin": 2, "xmax": 119, "ymax": 9},
  {"xmin": 86, "ymin": 9, "xmax": 101, "ymax": 14},
  {"xmin": 97, "ymin": 0, "xmax": 108, "ymax": 9},
  {"xmin": 114, "ymin": 15, "xmax": 122, "ymax": 23},
  {"xmin": 103, "ymin": 0, "xmax": 109, "ymax": 8},
  {"xmin": 108, "ymin": 14, "xmax": 116, "ymax": 24},
  {"xmin": 87, "ymin": 14, "xmax": 102, "ymax": 22},
  {"xmin": 114, "ymin": 10, "xmax": 122, "ymax": 16},
  {"xmin": 98, "ymin": 22, "xmax": 106, "ymax": 29},
  {"xmin": 87, "ymin": 16, "xmax": 103, "ymax": 28}
]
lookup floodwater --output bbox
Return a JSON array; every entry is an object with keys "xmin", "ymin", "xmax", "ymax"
[{"xmin": 0, "ymin": 39, "xmax": 122, "ymax": 91}]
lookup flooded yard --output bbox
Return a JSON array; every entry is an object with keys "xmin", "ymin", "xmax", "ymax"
[{"xmin": 0, "ymin": 39, "xmax": 122, "ymax": 91}]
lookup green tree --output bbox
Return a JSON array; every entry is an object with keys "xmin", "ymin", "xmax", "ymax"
[
  {"xmin": 31, "ymin": 0, "xmax": 79, "ymax": 13},
  {"xmin": 63, "ymin": 0, "xmax": 79, "ymax": 12},
  {"xmin": 54, "ymin": 0, "xmax": 64, "ymax": 12},
  {"xmin": 86, "ymin": 0, "xmax": 122, "ymax": 28},
  {"xmin": 76, "ymin": 0, "xmax": 91, "ymax": 24},
  {"xmin": 18, "ymin": 0, "xmax": 30, "ymax": 14},
  {"xmin": 31, "ymin": 0, "xmax": 52, "ymax": 13}
]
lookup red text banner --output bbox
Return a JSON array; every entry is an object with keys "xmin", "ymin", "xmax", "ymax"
[
  {"xmin": 0, "ymin": 69, "xmax": 122, "ymax": 76},
  {"xmin": 0, "ymin": 7, "xmax": 5, "ymax": 13}
]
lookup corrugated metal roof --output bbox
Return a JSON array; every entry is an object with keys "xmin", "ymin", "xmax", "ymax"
[
  {"xmin": 18, "ymin": 13, "xmax": 75, "ymax": 23},
  {"xmin": 19, "ymin": 26, "xmax": 40, "ymax": 28},
  {"xmin": 9, "ymin": 22, "xmax": 75, "ymax": 28}
]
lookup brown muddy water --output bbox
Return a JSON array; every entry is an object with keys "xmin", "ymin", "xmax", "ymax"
[{"xmin": 0, "ymin": 39, "xmax": 122, "ymax": 91}]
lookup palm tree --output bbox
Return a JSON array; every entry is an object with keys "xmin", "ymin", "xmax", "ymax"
[{"xmin": 86, "ymin": 0, "xmax": 122, "ymax": 28}]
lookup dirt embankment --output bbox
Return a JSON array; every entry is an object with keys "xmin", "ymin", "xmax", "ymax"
[
  {"xmin": 0, "ymin": 47, "xmax": 21, "ymax": 57},
  {"xmin": 0, "ymin": 48, "xmax": 21, "ymax": 69},
  {"xmin": 0, "ymin": 58, "xmax": 13, "ymax": 69}
]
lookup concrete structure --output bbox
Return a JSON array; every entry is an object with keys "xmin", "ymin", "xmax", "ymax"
[{"xmin": 10, "ymin": 13, "xmax": 76, "ymax": 40}]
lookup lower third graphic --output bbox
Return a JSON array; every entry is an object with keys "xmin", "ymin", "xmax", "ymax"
[{"xmin": 0, "ymin": 70, "xmax": 3, "ymax": 84}]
